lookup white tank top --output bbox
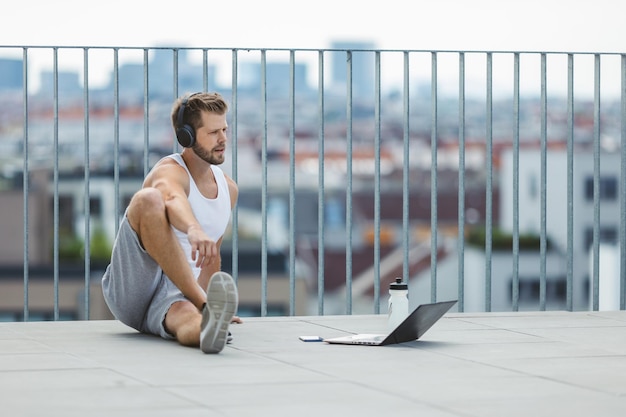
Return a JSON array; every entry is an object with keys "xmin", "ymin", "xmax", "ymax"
[{"xmin": 166, "ymin": 153, "xmax": 232, "ymax": 279}]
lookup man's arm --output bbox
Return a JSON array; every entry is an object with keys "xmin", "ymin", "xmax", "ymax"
[{"xmin": 145, "ymin": 162, "xmax": 221, "ymax": 269}]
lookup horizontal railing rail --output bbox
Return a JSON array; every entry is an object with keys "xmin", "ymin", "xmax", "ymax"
[{"xmin": 0, "ymin": 45, "xmax": 624, "ymax": 320}]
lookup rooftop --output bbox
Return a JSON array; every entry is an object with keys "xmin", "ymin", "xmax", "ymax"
[{"xmin": 3, "ymin": 310, "xmax": 626, "ymax": 416}]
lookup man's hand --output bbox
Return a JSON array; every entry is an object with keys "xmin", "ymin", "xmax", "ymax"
[{"xmin": 187, "ymin": 224, "xmax": 218, "ymax": 268}]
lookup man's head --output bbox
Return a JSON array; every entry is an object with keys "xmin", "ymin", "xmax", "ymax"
[{"xmin": 171, "ymin": 92, "xmax": 229, "ymax": 148}]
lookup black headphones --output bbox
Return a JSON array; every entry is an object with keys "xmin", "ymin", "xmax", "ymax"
[{"xmin": 175, "ymin": 94, "xmax": 196, "ymax": 148}]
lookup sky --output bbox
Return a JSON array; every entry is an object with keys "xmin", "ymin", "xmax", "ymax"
[
  {"xmin": 1, "ymin": 0, "xmax": 625, "ymax": 96},
  {"xmin": 2, "ymin": 0, "xmax": 625, "ymax": 52}
]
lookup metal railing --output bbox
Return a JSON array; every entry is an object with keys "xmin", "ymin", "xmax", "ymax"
[{"xmin": 0, "ymin": 45, "xmax": 625, "ymax": 319}]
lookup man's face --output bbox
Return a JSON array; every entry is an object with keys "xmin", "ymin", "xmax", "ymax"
[{"xmin": 192, "ymin": 111, "xmax": 228, "ymax": 165}]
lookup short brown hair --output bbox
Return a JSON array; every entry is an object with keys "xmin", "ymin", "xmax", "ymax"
[{"xmin": 171, "ymin": 92, "xmax": 229, "ymax": 132}]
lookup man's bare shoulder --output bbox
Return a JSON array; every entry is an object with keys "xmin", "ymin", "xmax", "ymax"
[
  {"xmin": 224, "ymin": 173, "xmax": 237, "ymax": 189},
  {"xmin": 143, "ymin": 157, "xmax": 188, "ymax": 188}
]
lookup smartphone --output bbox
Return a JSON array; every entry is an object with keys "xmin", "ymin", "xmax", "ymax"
[{"xmin": 299, "ymin": 335, "xmax": 323, "ymax": 342}]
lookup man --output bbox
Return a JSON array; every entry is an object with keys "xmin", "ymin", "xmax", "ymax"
[{"xmin": 102, "ymin": 92, "xmax": 240, "ymax": 354}]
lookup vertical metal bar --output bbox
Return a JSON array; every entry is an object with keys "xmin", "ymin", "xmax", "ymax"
[
  {"xmin": 457, "ymin": 52, "xmax": 466, "ymax": 312},
  {"xmin": 566, "ymin": 54, "xmax": 575, "ymax": 311},
  {"xmin": 374, "ymin": 51, "xmax": 382, "ymax": 312},
  {"xmin": 512, "ymin": 53, "xmax": 520, "ymax": 311},
  {"xmin": 22, "ymin": 47, "xmax": 29, "ymax": 322},
  {"xmin": 485, "ymin": 52, "xmax": 493, "ymax": 312},
  {"xmin": 317, "ymin": 50, "xmax": 325, "ymax": 315},
  {"xmin": 230, "ymin": 50, "xmax": 239, "ymax": 285},
  {"xmin": 173, "ymin": 49, "xmax": 179, "ymax": 154},
  {"xmin": 288, "ymin": 50, "xmax": 296, "ymax": 316},
  {"xmin": 592, "ymin": 54, "xmax": 601, "ymax": 311},
  {"xmin": 143, "ymin": 48, "xmax": 150, "ymax": 177},
  {"xmin": 402, "ymin": 52, "xmax": 410, "ymax": 289},
  {"xmin": 202, "ymin": 49, "xmax": 209, "ymax": 91},
  {"xmin": 621, "ymin": 54, "xmax": 626, "ymax": 310},
  {"xmin": 113, "ymin": 49, "xmax": 120, "ymax": 231},
  {"xmin": 82, "ymin": 48, "xmax": 91, "ymax": 320},
  {"xmin": 260, "ymin": 50, "xmax": 268, "ymax": 317},
  {"xmin": 53, "ymin": 48, "xmax": 60, "ymax": 320},
  {"xmin": 345, "ymin": 50, "xmax": 354, "ymax": 314},
  {"xmin": 539, "ymin": 53, "xmax": 548, "ymax": 311},
  {"xmin": 430, "ymin": 52, "xmax": 439, "ymax": 303}
]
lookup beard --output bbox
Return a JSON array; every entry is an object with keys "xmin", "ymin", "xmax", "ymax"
[{"xmin": 191, "ymin": 143, "xmax": 225, "ymax": 165}]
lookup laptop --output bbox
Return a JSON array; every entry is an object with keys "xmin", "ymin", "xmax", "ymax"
[{"xmin": 324, "ymin": 300, "xmax": 457, "ymax": 346}]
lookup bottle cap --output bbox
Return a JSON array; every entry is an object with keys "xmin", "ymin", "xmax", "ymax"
[{"xmin": 390, "ymin": 277, "xmax": 408, "ymax": 290}]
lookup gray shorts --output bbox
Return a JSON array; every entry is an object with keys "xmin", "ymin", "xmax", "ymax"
[{"xmin": 101, "ymin": 215, "xmax": 187, "ymax": 339}]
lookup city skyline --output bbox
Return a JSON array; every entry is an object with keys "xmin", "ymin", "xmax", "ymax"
[{"xmin": 2, "ymin": 45, "xmax": 624, "ymax": 100}]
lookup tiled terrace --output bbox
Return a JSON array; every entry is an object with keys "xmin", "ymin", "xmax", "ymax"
[{"xmin": 3, "ymin": 310, "xmax": 626, "ymax": 417}]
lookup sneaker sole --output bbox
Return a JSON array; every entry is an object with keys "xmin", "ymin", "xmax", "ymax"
[{"xmin": 200, "ymin": 272, "xmax": 238, "ymax": 354}]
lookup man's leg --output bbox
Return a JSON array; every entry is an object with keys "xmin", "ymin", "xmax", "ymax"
[
  {"xmin": 164, "ymin": 300, "xmax": 202, "ymax": 347},
  {"xmin": 164, "ymin": 272, "xmax": 238, "ymax": 353},
  {"xmin": 126, "ymin": 187, "xmax": 207, "ymax": 310}
]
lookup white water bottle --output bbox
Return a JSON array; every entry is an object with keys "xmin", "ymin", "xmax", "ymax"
[{"xmin": 388, "ymin": 277, "xmax": 409, "ymax": 332}]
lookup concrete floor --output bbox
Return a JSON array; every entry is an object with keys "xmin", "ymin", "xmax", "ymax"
[{"xmin": 2, "ymin": 310, "xmax": 626, "ymax": 417}]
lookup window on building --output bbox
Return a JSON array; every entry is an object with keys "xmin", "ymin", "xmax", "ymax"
[
  {"xmin": 515, "ymin": 277, "xmax": 567, "ymax": 303},
  {"xmin": 236, "ymin": 303, "xmax": 287, "ymax": 317},
  {"xmin": 583, "ymin": 226, "xmax": 618, "ymax": 251},
  {"xmin": 89, "ymin": 197, "xmax": 102, "ymax": 216},
  {"xmin": 584, "ymin": 176, "xmax": 618, "ymax": 201},
  {"xmin": 57, "ymin": 195, "xmax": 74, "ymax": 232}
]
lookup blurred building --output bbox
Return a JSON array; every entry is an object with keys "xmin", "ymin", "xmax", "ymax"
[
  {"xmin": 0, "ymin": 57, "xmax": 23, "ymax": 92},
  {"xmin": 330, "ymin": 41, "xmax": 376, "ymax": 99}
]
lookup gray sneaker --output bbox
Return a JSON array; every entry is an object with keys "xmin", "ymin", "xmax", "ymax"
[{"xmin": 200, "ymin": 272, "xmax": 238, "ymax": 354}]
